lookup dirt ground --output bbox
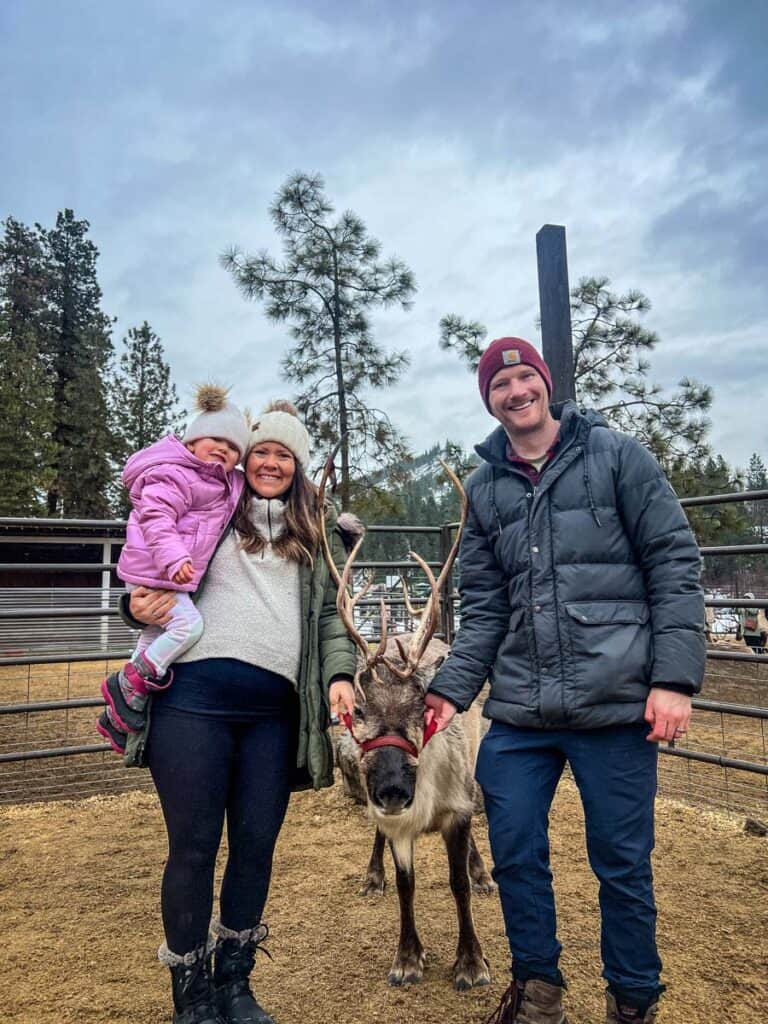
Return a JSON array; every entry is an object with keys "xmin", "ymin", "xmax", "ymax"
[{"xmin": 2, "ymin": 775, "xmax": 767, "ymax": 1024}]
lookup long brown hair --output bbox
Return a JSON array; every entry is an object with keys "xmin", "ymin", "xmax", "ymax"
[{"xmin": 233, "ymin": 458, "xmax": 321, "ymax": 565}]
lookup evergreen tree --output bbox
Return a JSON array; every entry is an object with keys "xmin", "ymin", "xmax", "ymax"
[
  {"xmin": 38, "ymin": 210, "xmax": 115, "ymax": 517},
  {"xmin": 0, "ymin": 217, "xmax": 53, "ymax": 513},
  {"xmin": 110, "ymin": 321, "xmax": 186, "ymax": 515},
  {"xmin": 673, "ymin": 455, "xmax": 751, "ymax": 587},
  {"xmin": 569, "ymin": 277, "xmax": 711, "ymax": 467},
  {"xmin": 222, "ymin": 172, "xmax": 416, "ymax": 509},
  {"xmin": 439, "ymin": 276, "xmax": 712, "ymax": 470},
  {"xmin": 746, "ymin": 452, "xmax": 768, "ymax": 543}
]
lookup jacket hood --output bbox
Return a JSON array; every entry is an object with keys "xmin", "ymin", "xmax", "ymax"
[
  {"xmin": 123, "ymin": 434, "xmax": 235, "ymax": 489},
  {"xmin": 474, "ymin": 401, "xmax": 608, "ymax": 467}
]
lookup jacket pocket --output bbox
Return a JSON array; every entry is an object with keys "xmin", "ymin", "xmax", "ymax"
[
  {"xmin": 491, "ymin": 606, "xmax": 531, "ymax": 693},
  {"xmin": 563, "ymin": 601, "xmax": 652, "ymax": 704},
  {"xmin": 564, "ymin": 601, "xmax": 649, "ymax": 627}
]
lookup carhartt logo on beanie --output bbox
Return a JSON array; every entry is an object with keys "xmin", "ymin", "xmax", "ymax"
[
  {"xmin": 181, "ymin": 384, "xmax": 250, "ymax": 456},
  {"xmin": 477, "ymin": 337, "xmax": 552, "ymax": 410}
]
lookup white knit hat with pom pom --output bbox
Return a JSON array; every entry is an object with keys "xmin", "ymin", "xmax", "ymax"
[
  {"xmin": 181, "ymin": 384, "xmax": 250, "ymax": 456},
  {"xmin": 247, "ymin": 400, "xmax": 310, "ymax": 468}
]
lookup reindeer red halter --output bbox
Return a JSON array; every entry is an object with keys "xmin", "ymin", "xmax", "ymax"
[
  {"xmin": 341, "ymin": 711, "xmax": 439, "ymax": 758},
  {"xmin": 318, "ymin": 455, "xmax": 468, "ymax": 758}
]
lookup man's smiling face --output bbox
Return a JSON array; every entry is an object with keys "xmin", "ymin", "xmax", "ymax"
[{"xmin": 487, "ymin": 363, "xmax": 550, "ymax": 438}]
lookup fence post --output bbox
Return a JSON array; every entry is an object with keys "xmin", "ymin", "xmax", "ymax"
[
  {"xmin": 439, "ymin": 523, "xmax": 456, "ymax": 643},
  {"xmin": 536, "ymin": 224, "xmax": 575, "ymax": 403},
  {"xmin": 100, "ymin": 540, "xmax": 111, "ymax": 652}
]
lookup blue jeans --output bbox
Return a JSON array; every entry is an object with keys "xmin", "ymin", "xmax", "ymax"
[{"xmin": 475, "ymin": 721, "xmax": 661, "ymax": 1006}]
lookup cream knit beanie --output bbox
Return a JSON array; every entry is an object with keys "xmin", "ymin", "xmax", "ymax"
[
  {"xmin": 181, "ymin": 384, "xmax": 250, "ymax": 456},
  {"xmin": 247, "ymin": 400, "xmax": 310, "ymax": 468}
]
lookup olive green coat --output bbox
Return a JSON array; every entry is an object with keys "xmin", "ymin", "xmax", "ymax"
[{"xmin": 122, "ymin": 505, "xmax": 358, "ymax": 790}]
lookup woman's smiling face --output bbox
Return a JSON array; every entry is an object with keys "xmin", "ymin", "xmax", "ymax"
[{"xmin": 245, "ymin": 441, "xmax": 296, "ymax": 498}]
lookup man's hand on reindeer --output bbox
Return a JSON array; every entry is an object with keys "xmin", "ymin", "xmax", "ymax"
[{"xmin": 424, "ymin": 692, "xmax": 459, "ymax": 733}]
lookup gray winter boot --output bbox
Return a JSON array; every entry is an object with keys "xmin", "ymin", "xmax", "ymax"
[
  {"xmin": 159, "ymin": 941, "xmax": 224, "ymax": 1024},
  {"xmin": 486, "ymin": 978, "xmax": 568, "ymax": 1024},
  {"xmin": 214, "ymin": 922, "xmax": 275, "ymax": 1024},
  {"xmin": 606, "ymin": 991, "xmax": 659, "ymax": 1023}
]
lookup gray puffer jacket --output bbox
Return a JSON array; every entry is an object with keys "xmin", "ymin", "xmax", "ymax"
[{"xmin": 429, "ymin": 402, "xmax": 706, "ymax": 729}]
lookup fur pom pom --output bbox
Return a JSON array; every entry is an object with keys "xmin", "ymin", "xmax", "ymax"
[
  {"xmin": 263, "ymin": 399, "xmax": 299, "ymax": 418},
  {"xmin": 194, "ymin": 383, "xmax": 230, "ymax": 414},
  {"xmin": 336, "ymin": 512, "xmax": 365, "ymax": 551}
]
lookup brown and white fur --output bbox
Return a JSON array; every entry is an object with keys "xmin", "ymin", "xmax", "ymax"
[{"xmin": 336, "ymin": 635, "xmax": 494, "ymax": 990}]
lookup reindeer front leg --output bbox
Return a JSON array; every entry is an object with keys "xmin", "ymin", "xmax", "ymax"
[
  {"xmin": 358, "ymin": 827, "xmax": 387, "ymax": 895},
  {"xmin": 387, "ymin": 838, "xmax": 425, "ymax": 985},
  {"xmin": 443, "ymin": 816, "xmax": 491, "ymax": 990}
]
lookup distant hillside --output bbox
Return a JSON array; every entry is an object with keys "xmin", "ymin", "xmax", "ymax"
[{"xmin": 360, "ymin": 440, "xmax": 478, "ymax": 562}]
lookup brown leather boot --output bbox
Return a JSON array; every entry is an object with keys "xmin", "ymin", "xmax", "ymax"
[
  {"xmin": 486, "ymin": 978, "xmax": 567, "ymax": 1024},
  {"xmin": 606, "ymin": 991, "xmax": 659, "ymax": 1023}
]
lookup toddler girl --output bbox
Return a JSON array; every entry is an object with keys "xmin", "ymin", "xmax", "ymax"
[{"xmin": 97, "ymin": 384, "xmax": 248, "ymax": 753}]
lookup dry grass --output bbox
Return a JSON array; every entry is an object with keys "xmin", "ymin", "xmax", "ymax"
[{"xmin": 2, "ymin": 777, "xmax": 767, "ymax": 1024}]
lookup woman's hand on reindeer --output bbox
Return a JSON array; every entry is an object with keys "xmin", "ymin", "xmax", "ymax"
[
  {"xmin": 424, "ymin": 692, "xmax": 458, "ymax": 733},
  {"xmin": 329, "ymin": 677, "xmax": 356, "ymax": 720},
  {"xmin": 128, "ymin": 586, "xmax": 177, "ymax": 627}
]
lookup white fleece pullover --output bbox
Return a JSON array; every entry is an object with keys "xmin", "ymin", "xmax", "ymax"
[{"xmin": 176, "ymin": 497, "xmax": 302, "ymax": 684}]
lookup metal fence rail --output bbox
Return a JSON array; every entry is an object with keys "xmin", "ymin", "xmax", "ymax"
[{"xmin": 1, "ymin": 497, "xmax": 767, "ymax": 814}]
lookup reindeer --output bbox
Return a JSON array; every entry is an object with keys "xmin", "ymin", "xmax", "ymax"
[{"xmin": 319, "ymin": 463, "xmax": 494, "ymax": 991}]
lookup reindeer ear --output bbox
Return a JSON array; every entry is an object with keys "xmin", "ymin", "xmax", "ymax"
[{"xmin": 413, "ymin": 654, "xmax": 448, "ymax": 694}]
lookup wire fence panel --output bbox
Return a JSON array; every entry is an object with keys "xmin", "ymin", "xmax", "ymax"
[{"xmin": 1, "ymin": 510, "xmax": 767, "ymax": 817}]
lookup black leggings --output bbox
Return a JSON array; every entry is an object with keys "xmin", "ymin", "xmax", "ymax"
[{"xmin": 146, "ymin": 659, "xmax": 298, "ymax": 954}]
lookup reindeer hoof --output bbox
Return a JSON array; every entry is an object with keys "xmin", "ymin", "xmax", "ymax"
[
  {"xmin": 453, "ymin": 954, "xmax": 491, "ymax": 991},
  {"xmin": 471, "ymin": 874, "xmax": 497, "ymax": 895},
  {"xmin": 388, "ymin": 950, "xmax": 425, "ymax": 986},
  {"xmin": 358, "ymin": 875, "xmax": 385, "ymax": 896}
]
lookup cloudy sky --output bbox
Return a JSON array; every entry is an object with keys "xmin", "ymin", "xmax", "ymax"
[{"xmin": 2, "ymin": 0, "xmax": 765, "ymax": 472}]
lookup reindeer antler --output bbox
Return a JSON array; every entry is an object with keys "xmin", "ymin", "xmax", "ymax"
[
  {"xmin": 399, "ymin": 572, "xmax": 427, "ymax": 621},
  {"xmin": 400, "ymin": 459, "xmax": 468, "ymax": 676},
  {"xmin": 318, "ymin": 454, "xmax": 467, "ymax": 686},
  {"xmin": 317, "ymin": 448, "xmax": 391, "ymax": 687}
]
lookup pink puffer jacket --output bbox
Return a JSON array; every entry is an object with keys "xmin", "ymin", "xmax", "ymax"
[{"xmin": 117, "ymin": 434, "xmax": 245, "ymax": 592}]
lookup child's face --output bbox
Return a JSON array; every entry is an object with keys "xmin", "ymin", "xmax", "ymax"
[{"xmin": 185, "ymin": 436, "xmax": 240, "ymax": 472}]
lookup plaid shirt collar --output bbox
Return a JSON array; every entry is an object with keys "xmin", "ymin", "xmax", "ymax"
[{"xmin": 505, "ymin": 433, "xmax": 562, "ymax": 484}]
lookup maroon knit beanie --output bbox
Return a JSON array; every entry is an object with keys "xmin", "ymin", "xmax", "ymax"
[{"xmin": 477, "ymin": 337, "xmax": 552, "ymax": 410}]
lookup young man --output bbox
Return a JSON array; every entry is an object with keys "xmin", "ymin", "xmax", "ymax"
[{"xmin": 426, "ymin": 338, "xmax": 705, "ymax": 1024}]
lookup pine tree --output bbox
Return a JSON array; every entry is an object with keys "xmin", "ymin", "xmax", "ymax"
[
  {"xmin": 439, "ymin": 276, "xmax": 712, "ymax": 470},
  {"xmin": 110, "ymin": 321, "xmax": 185, "ymax": 514},
  {"xmin": 222, "ymin": 172, "xmax": 416, "ymax": 509},
  {"xmin": 38, "ymin": 210, "xmax": 115, "ymax": 517},
  {"xmin": 569, "ymin": 277, "xmax": 711, "ymax": 468},
  {"xmin": 0, "ymin": 217, "xmax": 53, "ymax": 514},
  {"xmin": 745, "ymin": 452, "xmax": 768, "ymax": 543}
]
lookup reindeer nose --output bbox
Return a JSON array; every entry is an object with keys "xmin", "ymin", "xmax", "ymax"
[{"xmin": 374, "ymin": 782, "xmax": 414, "ymax": 813}]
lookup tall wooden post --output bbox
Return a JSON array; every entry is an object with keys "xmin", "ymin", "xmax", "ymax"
[{"xmin": 536, "ymin": 225, "xmax": 575, "ymax": 403}]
